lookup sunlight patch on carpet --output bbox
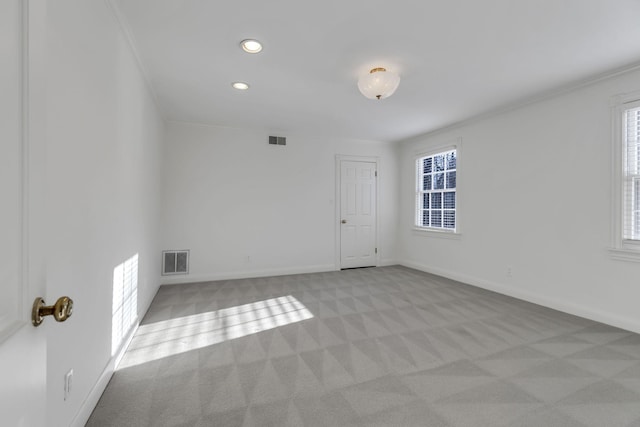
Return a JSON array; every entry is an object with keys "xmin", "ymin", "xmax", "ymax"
[{"xmin": 118, "ymin": 295, "xmax": 313, "ymax": 368}]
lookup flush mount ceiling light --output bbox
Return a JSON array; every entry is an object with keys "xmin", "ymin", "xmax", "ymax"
[
  {"xmin": 240, "ymin": 39, "xmax": 262, "ymax": 54},
  {"xmin": 231, "ymin": 82, "xmax": 249, "ymax": 90},
  {"xmin": 357, "ymin": 67, "xmax": 401, "ymax": 100}
]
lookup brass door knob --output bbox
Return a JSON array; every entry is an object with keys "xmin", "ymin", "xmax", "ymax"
[
  {"xmin": 32, "ymin": 296, "xmax": 74, "ymax": 327},
  {"xmin": 341, "ymin": 219, "xmax": 347, "ymax": 224}
]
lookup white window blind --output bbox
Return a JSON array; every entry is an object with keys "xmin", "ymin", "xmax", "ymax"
[
  {"xmin": 415, "ymin": 149, "xmax": 457, "ymax": 231},
  {"xmin": 624, "ymin": 106, "xmax": 640, "ymax": 241}
]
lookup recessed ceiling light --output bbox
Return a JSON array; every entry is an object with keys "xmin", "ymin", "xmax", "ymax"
[
  {"xmin": 240, "ymin": 39, "xmax": 262, "ymax": 54},
  {"xmin": 232, "ymin": 82, "xmax": 249, "ymax": 90}
]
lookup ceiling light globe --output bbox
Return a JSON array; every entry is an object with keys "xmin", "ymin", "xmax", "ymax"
[
  {"xmin": 357, "ymin": 67, "xmax": 400, "ymax": 100},
  {"xmin": 240, "ymin": 39, "xmax": 262, "ymax": 53},
  {"xmin": 232, "ymin": 82, "xmax": 249, "ymax": 90}
]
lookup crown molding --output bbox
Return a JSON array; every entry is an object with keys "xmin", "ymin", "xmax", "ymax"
[
  {"xmin": 103, "ymin": 0, "xmax": 166, "ymax": 120},
  {"xmin": 400, "ymin": 60, "xmax": 640, "ymax": 144}
]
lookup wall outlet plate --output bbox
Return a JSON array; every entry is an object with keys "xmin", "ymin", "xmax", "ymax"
[{"xmin": 64, "ymin": 369, "xmax": 73, "ymax": 401}]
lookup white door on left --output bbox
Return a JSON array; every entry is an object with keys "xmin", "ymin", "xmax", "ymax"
[{"xmin": 0, "ymin": 1, "xmax": 47, "ymax": 425}]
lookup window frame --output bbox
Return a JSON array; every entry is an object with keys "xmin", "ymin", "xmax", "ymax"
[
  {"xmin": 413, "ymin": 139, "xmax": 461, "ymax": 238},
  {"xmin": 610, "ymin": 92, "xmax": 640, "ymax": 261}
]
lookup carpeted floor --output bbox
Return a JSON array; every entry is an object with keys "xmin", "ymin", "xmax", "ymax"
[{"xmin": 86, "ymin": 266, "xmax": 640, "ymax": 426}]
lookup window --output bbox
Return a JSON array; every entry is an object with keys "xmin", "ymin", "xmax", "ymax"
[
  {"xmin": 611, "ymin": 93, "xmax": 640, "ymax": 261},
  {"xmin": 416, "ymin": 149, "xmax": 457, "ymax": 231},
  {"xmin": 623, "ymin": 103, "xmax": 640, "ymax": 242}
]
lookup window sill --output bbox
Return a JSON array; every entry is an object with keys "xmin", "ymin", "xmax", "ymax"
[
  {"xmin": 608, "ymin": 247, "xmax": 640, "ymax": 263},
  {"xmin": 412, "ymin": 227, "xmax": 462, "ymax": 240}
]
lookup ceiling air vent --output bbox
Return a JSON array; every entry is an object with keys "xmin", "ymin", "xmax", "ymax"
[
  {"xmin": 162, "ymin": 250, "xmax": 189, "ymax": 275},
  {"xmin": 268, "ymin": 136, "xmax": 286, "ymax": 146}
]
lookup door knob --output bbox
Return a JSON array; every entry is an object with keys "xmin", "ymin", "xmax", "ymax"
[
  {"xmin": 32, "ymin": 296, "xmax": 74, "ymax": 327},
  {"xmin": 341, "ymin": 219, "xmax": 347, "ymax": 224}
]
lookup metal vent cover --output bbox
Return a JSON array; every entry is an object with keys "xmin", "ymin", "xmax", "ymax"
[
  {"xmin": 162, "ymin": 250, "xmax": 189, "ymax": 275},
  {"xmin": 268, "ymin": 136, "xmax": 286, "ymax": 145}
]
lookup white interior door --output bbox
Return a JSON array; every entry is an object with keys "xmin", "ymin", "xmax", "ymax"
[
  {"xmin": 340, "ymin": 160, "xmax": 377, "ymax": 269},
  {"xmin": 0, "ymin": 1, "xmax": 47, "ymax": 425}
]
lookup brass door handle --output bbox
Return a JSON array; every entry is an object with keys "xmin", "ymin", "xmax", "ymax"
[
  {"xmin": 341, "ymin": 219, "xmax": 347, "ymax": 224},
  {"xmin": 32, "ymin": 296, "xmax": 74, "ymax": 327}
]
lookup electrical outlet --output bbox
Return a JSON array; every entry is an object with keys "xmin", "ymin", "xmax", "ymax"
[{"xmin": 64, "ymin": 369, "xmax": 73, "ymax": 401}]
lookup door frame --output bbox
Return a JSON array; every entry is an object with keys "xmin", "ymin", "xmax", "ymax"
[{"xmin": 334, "ymin": 155, "xmax": 380, "ymax": 270}]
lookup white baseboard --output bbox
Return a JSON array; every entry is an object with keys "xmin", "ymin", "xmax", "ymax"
[
  {"xmin": 70, "ymin": 320, "xmax": 139, "ymax": 427},
  {"xmin": 160, "ymin": 263, "xmax": 338, "ymax": 285},
  {"xmin": 379, "ymin": 258, "xmax": 398, "ymax": 267},
  {"xmin": 401, "ymin": 260, "xmax": 640, "ymax": 335}
]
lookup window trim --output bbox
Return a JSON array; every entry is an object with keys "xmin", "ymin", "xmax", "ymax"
[
  {"xmin": 413, "ymin": 138, "xmax": 462, "ymax": 237},
  {"xmin": 610, "ymin": 91, "xmax": 640, "ymax": 262}
]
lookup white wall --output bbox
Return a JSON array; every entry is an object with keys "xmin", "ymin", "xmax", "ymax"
[
  {"xmin": 399, "ymin": 68, "xmax": 640, "ymax": 334},
  {"xmin": 44, "ymin": 0, "xmax": 164, "ymax": 425},
  {"xmin": 161, "ymin": 122, "xmax": 398, "ymax": 284}
]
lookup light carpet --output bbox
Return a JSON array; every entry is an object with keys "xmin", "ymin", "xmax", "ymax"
[{"xmin": 87, "ymin": 266, "xmax": 640, "ymax": 426}]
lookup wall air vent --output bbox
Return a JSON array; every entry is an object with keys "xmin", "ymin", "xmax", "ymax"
[
  {"xmin": 162, "ymin": 250, "xmax": 189, "ymax": 275},
  {"xmin": 268, "ymin": 136, "xmax": 286, "ymax": 146}
]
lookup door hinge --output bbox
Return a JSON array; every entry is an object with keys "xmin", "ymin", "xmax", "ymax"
[
  {"xmin": 375, "ymin": 248, "xmax": 378, "ymax": 254},
  {"xmin": 375, "ymin": 170, "xmax": 378, "ymax": 177}
]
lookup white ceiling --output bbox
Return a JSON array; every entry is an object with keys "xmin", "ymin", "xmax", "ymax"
[{"xmin": 113, "ymin": 0, "xmax": 640, "ymax": 142}]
